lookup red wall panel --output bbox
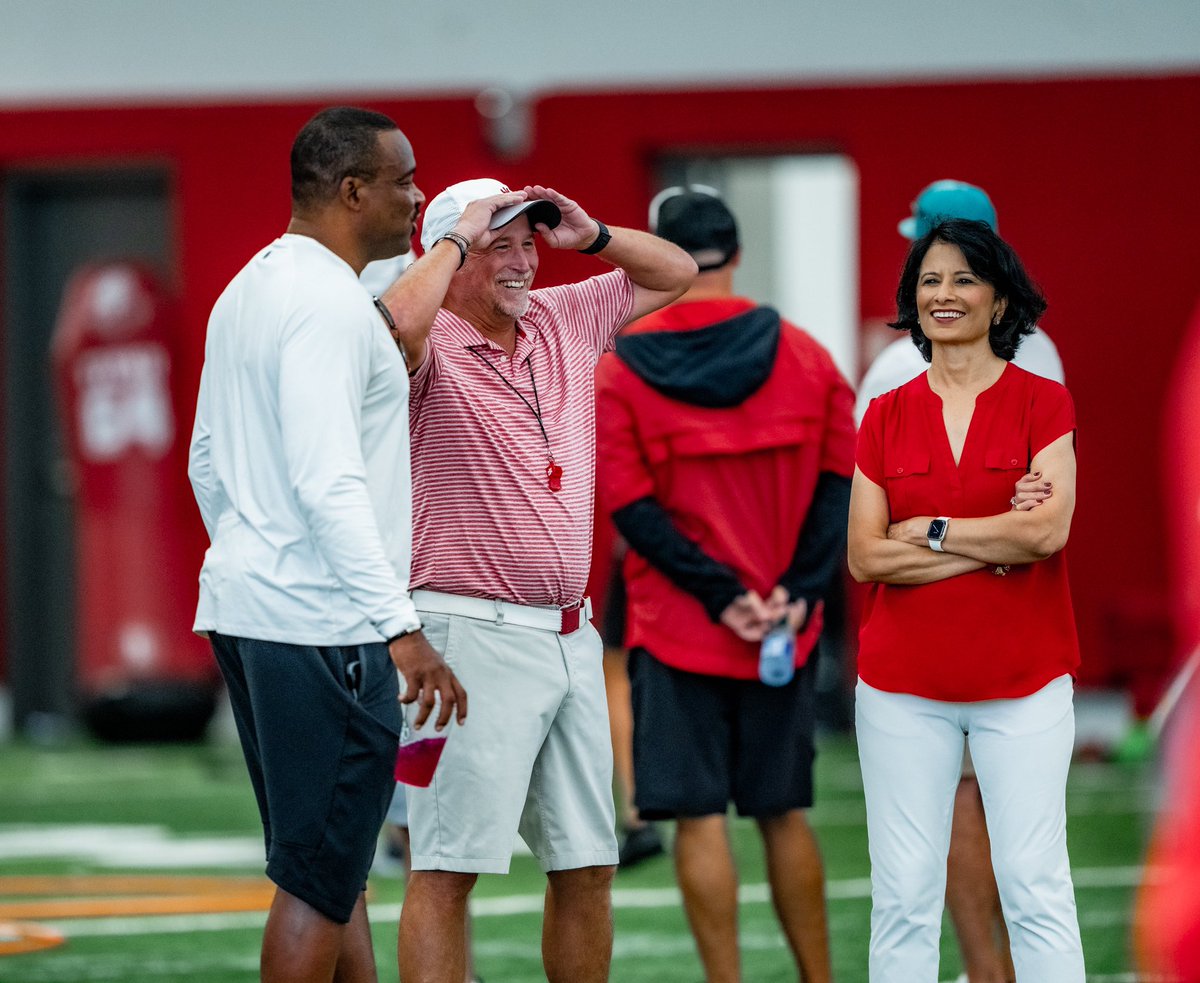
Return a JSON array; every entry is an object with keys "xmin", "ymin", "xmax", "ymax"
[
  {"xmin": 2, "ymin": 73, "xmax": 1196, "ymax": 701},
  {"xmin": 533, "ymin": 74, "xmax": 1200, "ymax": 698}
]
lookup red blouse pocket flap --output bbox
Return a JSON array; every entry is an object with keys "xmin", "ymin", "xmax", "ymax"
[
  {"xmin": 882, "ymin": 448, "xmax": 930, "ymax": 480},
  {"xmin": 984, "ymin": 447, "xmax": 1029, "ymax": 472}
]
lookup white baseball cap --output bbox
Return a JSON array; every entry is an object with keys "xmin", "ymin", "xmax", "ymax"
[{"xmin": 419, "ymin": 178, "xmax": 562, "ymax": 253}]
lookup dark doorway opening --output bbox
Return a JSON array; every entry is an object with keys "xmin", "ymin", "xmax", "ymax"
[{"xmin": 2, "ymin": 169, "xmax": 170, "ymax": 740}]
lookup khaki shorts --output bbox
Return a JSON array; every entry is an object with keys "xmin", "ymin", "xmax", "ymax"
[{"xmin": 405, "ymin": 610, "xmax": 618, "ymax": 874}]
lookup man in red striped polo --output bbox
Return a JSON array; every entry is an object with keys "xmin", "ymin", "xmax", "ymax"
[{"xmin": 378, "ymin": 179, "xmax": 696, "ymax": 983}]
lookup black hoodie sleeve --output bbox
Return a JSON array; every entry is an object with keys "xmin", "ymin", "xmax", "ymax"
[
  {"xmin": 778, "ymin": 472, "xmax": 852, "ymax": 605},
  {"xmin": 611, "ymin": 496, "xmax": 747, "ymax": 623}
]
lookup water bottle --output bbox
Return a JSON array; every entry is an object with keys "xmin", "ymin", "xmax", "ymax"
[{"xmin": 759, "ymin": 621, "xmax": 796, "ymax": 687}]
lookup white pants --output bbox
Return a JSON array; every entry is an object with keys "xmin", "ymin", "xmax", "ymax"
[{"xmin": 855, "ymin": 675, "xmax": 1084, "ymax": 983}]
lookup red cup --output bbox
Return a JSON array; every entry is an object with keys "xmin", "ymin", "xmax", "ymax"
[{"xmin": 394, "ymin": 700, "xmax": 448, "ymax": 787}]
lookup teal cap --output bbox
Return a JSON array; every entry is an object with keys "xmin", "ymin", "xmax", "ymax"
[{"xmin": 899, "ymin": 180, "xmax": 998, "ymax": 239}]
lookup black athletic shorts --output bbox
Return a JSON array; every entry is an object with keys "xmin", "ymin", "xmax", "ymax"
[
  {"xmin": 210, "ymin": 633, "xmax": 401, "ymax": 923},
  {"xmin": 629, "ymin": 647, "xmax": 816, "ymax": 820}
]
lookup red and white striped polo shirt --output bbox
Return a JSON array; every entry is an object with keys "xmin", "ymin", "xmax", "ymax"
[{"xmin": 409, "ymin": 270, "xmax": 634, "ymax": 606}]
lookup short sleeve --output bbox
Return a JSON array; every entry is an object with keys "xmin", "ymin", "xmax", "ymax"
[
  {"xmin": 408, "ymin": 330, "xmax": 442, "ymax": 412},
  {"xmin": 856, "ymin": 396, "xmax": 886, "ymax": 486},
  {"xmin": 530, "ymin": 271, "xmax": 634, "ymax": 360},
  {"xmin": 1030, "ymin": 379, "xmax": 1076, "ymax": 457},
  {"xmin": 854, "ymin": 337, "xmax": 928, "ymax": 424}
]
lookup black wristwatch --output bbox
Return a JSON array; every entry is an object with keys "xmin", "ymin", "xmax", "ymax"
[
  {"xmin": 926, "ymin": 517, "xmax": 950, "ymax": 552},
  {"xmin": 386, "ymin": 625, "xmax": 422, "ymax": 645},
  {"xmin": 577, "ymin": 220, "xmax": 611, "ymax": 255}
]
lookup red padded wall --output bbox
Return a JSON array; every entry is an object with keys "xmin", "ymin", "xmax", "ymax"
[
  {"xmin": 2, "ymin": 73, "xmax": 1197, "ymax": 699},
  {"xmin": 532, "ymin": 74, "xmax": 1200, "ymax": 698}
]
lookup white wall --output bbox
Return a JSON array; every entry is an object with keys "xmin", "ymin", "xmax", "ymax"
[
  {"xmin": 652, "ymin": 157, "xmax": 859, "ymax": 381},
  {"xmin": 768, "ymin": 157, "xmax": 859, "ymax": 385},
  {"xmin": 2, "ymin": 0, "xmax": 1198, "ymax": 106}
]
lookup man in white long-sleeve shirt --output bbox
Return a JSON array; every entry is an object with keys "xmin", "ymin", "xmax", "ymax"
[{"xmin": 187, "ymin": 106, "xmax": 521, "ymax": 983}]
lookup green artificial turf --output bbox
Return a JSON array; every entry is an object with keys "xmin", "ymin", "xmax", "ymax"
[{"xmin": 0, "ymin": 732, "xmax": 1156, "ymax": 982}]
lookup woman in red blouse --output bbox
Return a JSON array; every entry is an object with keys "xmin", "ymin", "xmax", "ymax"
[{"xmin": 848, "ymin": 219, "xmax": 1084, "ymax": 982}]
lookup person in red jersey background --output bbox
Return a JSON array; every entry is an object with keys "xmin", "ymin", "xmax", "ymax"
[
  {"xmin": 1135, "ymin": 295, "xmax": 1200, "ymax": 982},
  {"xmin": 597, "ymin": 187, "xmax": 853, "ymax": 983}
]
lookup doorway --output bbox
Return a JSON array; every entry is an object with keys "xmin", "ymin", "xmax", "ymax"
[
  {"xmin": 655, "ymin": 153, "xmax": 859, "ymax": 382},
  {"xmin": 2, "ymin": 169, "xmax": 169, "ymax": 740}
]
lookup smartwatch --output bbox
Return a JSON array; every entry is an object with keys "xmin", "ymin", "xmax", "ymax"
[
  {"xmin": 577, "ymin": 219, "xmax": 611, "ymax": 255},
  {"xmin": 927, "ymin": 516, "xmax": 950, "ymax": 552}
]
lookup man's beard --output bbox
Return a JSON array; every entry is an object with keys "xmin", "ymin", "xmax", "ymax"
[{"xmin": 494, "ymin": 292, "xmax": 531, "ymax": 320}]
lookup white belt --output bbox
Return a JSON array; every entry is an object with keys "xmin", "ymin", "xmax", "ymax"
[{"xmin": 411, "ymin": 590, "xmax": 593, "ymax": 635}]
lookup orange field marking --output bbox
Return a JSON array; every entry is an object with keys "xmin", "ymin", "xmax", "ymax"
[
  {"xmin": 0, "ymin": 920, "xmax": 65, "ymax": 956},
  {"xmin": 0, "ymin": 875, "xmax": 275, "ymax": 919},
  {"xmin": 0, "ymin": 875, "xmax": 276, "ymax": 956}
]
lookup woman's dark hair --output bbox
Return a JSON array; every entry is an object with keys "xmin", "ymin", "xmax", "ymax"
[
  {"xmin": 290, "ymin": 106, "xmax": 399, "ymax": 210},
  {"xmin": 889, "ymin": 218, "xmax": 1047, "ymax": 362}
]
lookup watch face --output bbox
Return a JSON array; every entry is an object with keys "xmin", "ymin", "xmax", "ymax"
[{"xmin": 928, "ymin": 518, "xmax": 948, "ymax": 541}]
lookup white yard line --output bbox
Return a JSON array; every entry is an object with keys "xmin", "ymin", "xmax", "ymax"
[{"xmin": 39, "ymin": 864, "xmax": 1146, "ymax": 939}]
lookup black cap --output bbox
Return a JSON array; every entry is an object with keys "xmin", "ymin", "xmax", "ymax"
[{"xmin": 650, "ymin": 187, "xmax": 739, "ymax": 272}]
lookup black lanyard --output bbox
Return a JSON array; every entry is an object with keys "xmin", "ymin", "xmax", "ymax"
[{"xmin": 467, "ymin": 345, "xmax": 563, "ymax": 492}]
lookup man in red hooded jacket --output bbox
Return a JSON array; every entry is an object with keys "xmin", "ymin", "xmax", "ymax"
[{"xmin": 595, "ymin": 187, "xmax": 855, "ymax": 983}]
